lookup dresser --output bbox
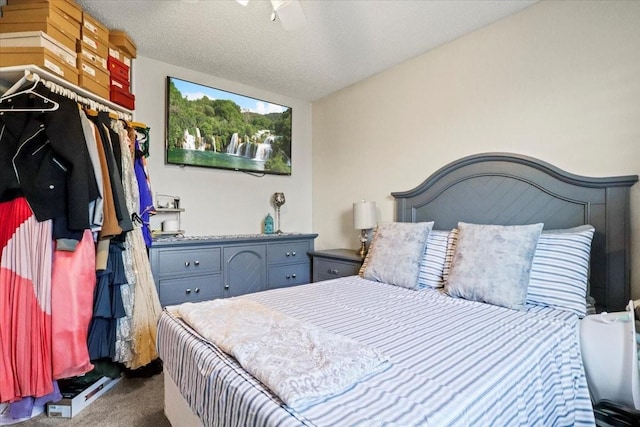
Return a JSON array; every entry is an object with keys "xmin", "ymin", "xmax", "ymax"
[
  {"xmin": 149, "ymin": 233, "xmax": 317, "ymax": 306},
  {"xmin": 309, "ymin": 248, "xmax": 364, "ymax": 282}
]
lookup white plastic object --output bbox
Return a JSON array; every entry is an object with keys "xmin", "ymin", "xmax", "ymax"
[{"xmin": 580, "ymin": 300, "xmax": 640, "ymax": 409}]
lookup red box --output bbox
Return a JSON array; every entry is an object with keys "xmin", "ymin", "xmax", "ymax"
[
  {"xmin": 107, "ymin": 55, "xmax": 129, "ymax": 83},
  {"xmin": 110, "ymin": 74, "xmax": 130, "ymax": 93},
  {"xmin": 110, "ymin": 86, "xmax": 134, "ymax": 110}
]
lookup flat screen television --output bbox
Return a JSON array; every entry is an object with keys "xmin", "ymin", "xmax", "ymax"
[{"xmin": 166, "ymin": 76, "xmax": 292, "ymax": 175}]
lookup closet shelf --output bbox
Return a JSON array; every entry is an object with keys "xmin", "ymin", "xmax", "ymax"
[{"xmin": 0, "ymin": 64, "xmax": 133, "ymax": 119}]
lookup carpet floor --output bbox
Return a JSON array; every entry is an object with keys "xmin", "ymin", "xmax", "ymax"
[{"xmin": 19, "ymin": 374, "xmax": 170, "ymax": 427}]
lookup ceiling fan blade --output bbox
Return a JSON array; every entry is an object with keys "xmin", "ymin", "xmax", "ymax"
[{"xmin": 271, "ymin": 0, "xmax": 307, "ymax": 31}]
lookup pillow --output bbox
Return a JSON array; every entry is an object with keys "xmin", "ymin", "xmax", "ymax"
[
  {"xmin": 441, "ymin": 228, "xmax": 459, "ymax": 284},
  {"xmin": 445, "ymin": 222, "xmax": 543, "ymax": 310},
  {"xmin": 526, "ymin": 225, "xmax": 595, "ymax": 317},
  {"xmin": 418, "ymin": 230, "xmax": 453, "ymax": 289},
  {"xmin": 361, "ymin": 222, "xmax": 433, "ymax": 290}
]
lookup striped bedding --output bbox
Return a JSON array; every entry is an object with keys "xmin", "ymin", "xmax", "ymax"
[{"xmin": 157, "ymin": 276, "xmax": 595, "ymax": 427}]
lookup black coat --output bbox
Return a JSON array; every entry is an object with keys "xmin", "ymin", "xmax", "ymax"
[{"xmin": 0, "ymin": 84, "xmax": 98, "ymax": 232}]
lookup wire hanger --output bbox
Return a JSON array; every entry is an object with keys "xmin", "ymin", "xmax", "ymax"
[{"xmin": 0, "ymin": 73, "xmax": 60, "ymax": 113}]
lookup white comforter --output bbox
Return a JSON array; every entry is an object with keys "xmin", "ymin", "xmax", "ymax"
[{"xmin": 177, "ymin": 298, "xmax": 389, "ymax": 410}]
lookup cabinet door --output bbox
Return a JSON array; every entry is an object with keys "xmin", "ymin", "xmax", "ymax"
[{"xmin": 223, "ymin": 245, "xmax": 266, "ymax": 297}]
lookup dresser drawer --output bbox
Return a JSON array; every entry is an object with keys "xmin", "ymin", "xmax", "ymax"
[
  {"xmin": 157, "ymin": 247, "xmax": 221, "ymax": 277},
  {"xmin": 267, "ymin": 263, "xmax": 310, "ymax": 288},
  {"xmin": 158, "ymin": 274, "xmax": 222, "ymax": 306},
  {"xmin": 313, "ymin": 258, "xmax": 361, "ymax": 282},
  {"xmin": 267, "ymin": 241, "xmax": 309, "ymax": 265}
]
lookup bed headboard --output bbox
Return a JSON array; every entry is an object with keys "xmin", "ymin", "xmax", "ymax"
[{"xmin": 392, "ymin": 152, "xmax": 638, "ymax": 313}]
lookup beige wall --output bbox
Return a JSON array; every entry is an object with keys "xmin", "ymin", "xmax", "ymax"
[
  {"xmin": 312, "ymin": 1, "xmax": 640, "ymax": 296},
  {"xmin": 133, "ymin": 57, "xmax": 313, "ymax": 236}
]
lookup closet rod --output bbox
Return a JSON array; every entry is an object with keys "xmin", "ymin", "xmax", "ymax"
[{"xmin": 13, "ymin": 69, "xmax": 133, "ymax": 121}]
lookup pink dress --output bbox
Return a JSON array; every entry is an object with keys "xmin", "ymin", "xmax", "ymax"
[
  {"xmin": 51, "ymin": 229, "xmax": 96, "ymax": 379},
  {"xmin": 0, "ymin": 197, "xmax": 53, "ymax": 402}
]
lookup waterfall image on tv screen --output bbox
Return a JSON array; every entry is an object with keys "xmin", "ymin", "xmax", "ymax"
[{"xmin": 166, "ymin": 76, "xmax": 292, "ymax": 175}]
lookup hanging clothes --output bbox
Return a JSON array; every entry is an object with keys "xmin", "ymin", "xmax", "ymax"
[
  {"xmin": 89, "ymin": 112, "xmax": 133, "ymax": 236},
  {"xmin": 133, "ymin": 128, "xmax": 155, "ymax": 248},
  {"xmin": 87, "ymin": 241, "xmax": 127, "ymax": 361},
  {"xmin": 51, "ymin": 229, "xmax": 96, "ymax": 379},
  {"xmin": 110, "ymin": 119, "xmax": 162, "ymax": 369},
  {"xmin": 0, "ymin": 83, "xmax": 99, "ymax": 237},
  {"xmin": 0, "ymin": 197, "xmax": 54, "ymax": 402},
  {"xmin": 78, "ymin": 109, "xmax": 105, "ymax": 234}
]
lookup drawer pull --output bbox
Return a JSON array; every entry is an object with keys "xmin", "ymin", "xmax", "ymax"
[
  {"xmin": 224, "ymin": 284, "xmax": 230, "ymax": 290},
  {"xmin": 292, "ymin": 273, "xmax": 296, "ymax": 278},
  {"xmin": 194, "ymin": 260, "xmax": 200, "ymax": 266},
  {"xmin": 329, "ymin": 268, "xmax": 339, "ymax": 275},
  {"xmin": 286, "ymin": 252, "xmax": 290, "ymax": 257},
  {"xmin": 292, "ymin": 251, "xmax": 296, "ymax": 256},
  {"xmin": 286, "ymin": 274, "xmax": 290, "ymax": 279},
  {"xmin": 185, "ymin": 261, "xmax": 190, "ymax": 267},
  {"xmin": 185, "ymin": 288, "xmax": 191, "ymax": 294},
  {"xmin": 194, "ymin": 288, "xmax": 200, "ymax": 293}
]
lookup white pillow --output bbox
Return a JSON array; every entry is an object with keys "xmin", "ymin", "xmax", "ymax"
[
  {"xmin": 526, "ymin": 225, "xmax": 595, "ymax": 317},
  {"xmin": 418, "ymin": 230, "xmax": 453, "ymax": 289},
  {"xmin": 362, "ymin": 222, "xmax": 433, "ymax": 290},
  {"xmin": 445, "ymin": 222, "xmax": 544, "ymax": 310}
]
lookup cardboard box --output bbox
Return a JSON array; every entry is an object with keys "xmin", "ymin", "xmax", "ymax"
[
  {"xmin": 78, "ymin": 46, "xmax": 107, "ymax": 71},
  {"xmin": 79, "ymin": 57, "xmax": 110, "ymax": 87},
  {"xmin": 110, "ymin": 75, "xmax": 129, "ymax": 92},
  {"xmin": 108, "ymin": 44, "xmax": 132, "ymax": 68},
  {"xmin": 107, "ymin": 56, "xmax": 129, "ymax": 83},
  {"xmin": 0, "ymin": 46, "xmax": 79, "ymax": 85},
  {"xmin": 46, "ymin": 376, "xmax": 121, "ymax": 418},
  {"xmin": 77, "ymin": 31, "xmax": 108, "ymax": 58},
  {"xmin": 6, "ymin": 0, "xmax": 82, "ymax": 23},
  {"xmin": 110, "ymin": 86, "xmax": 135, "ymax": 110},
  {"xmin": 0, "ymin": 19, "xmax": 77, "ymax": 51},
  {"xmin": 0, "ymin": 31, "xmax": 77, "ymax": 68},
  {"xmin": 108, "ymin": 30, "xmax": 136, "ymax": 58},
  {"xmin": 82, "ymin": 11, "xmax": 109, "ymax": 44},
  {"xmin": 0, "ymin": 9, "xmax": 80, "ymax": 40},
  {"xmin": 1, "ymin": 1, "xmax": 82, "ymax": 25},
  {"xmin": 78, "ymin": 74, "xmax": 109, "ymax": 100}
]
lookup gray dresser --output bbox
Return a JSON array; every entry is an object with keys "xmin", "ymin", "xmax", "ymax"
[{"xmin": 149, "ymin": 233, "xmax": 317, "ymax": 306}]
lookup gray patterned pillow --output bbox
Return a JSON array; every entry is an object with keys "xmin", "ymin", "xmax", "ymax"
[
  {"xmin": 362, "ymin": 222, "xmax": 434, "ymax": 290},
  {"xmin": 445, "ymin": 222, "xmax": 543, "ymax": 310}
]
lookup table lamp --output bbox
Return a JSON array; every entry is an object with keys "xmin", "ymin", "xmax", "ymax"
[{"xmin": 353, "ymin": 200, "xmax": 377, "ymax": 257}]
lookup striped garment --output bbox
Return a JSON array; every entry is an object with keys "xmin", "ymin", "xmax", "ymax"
[{"xmin": 158, "ymin": 276, "xmax": 595, "ymax": 427}]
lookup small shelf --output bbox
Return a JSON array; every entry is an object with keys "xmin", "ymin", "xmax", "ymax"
[
  {"xmin": 152, "ymin": 195, "xmax": 184, "ymax": 236},
  {"xmin": 154, "ymin": 208, "xmax": 185, "ymax": 213}
]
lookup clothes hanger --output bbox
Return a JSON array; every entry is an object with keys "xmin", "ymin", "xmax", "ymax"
[{"xmin": 0, "ymin": 74, "xmax": 60, "ymax": 113}]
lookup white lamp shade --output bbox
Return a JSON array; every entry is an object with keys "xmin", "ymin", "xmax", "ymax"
[{"xmin": 353, "ymin": 201, "xmax": 377, "ymax": 230}]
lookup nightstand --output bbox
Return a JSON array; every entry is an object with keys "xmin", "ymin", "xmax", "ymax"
[{"xmin": 309, "ymin": 249, "xmax": 364, "ymax": 282}]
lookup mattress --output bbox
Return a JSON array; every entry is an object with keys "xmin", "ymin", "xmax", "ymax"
[{"xmin": 157, "ymin": 275, "xmax": 595, "ymax": 426}]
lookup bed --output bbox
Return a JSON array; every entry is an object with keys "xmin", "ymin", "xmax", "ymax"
[{"xmin": 157, "ymin": 153, "xmax": 638, "ymax": 427}]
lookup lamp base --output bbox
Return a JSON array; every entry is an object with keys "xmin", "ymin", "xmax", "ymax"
[
  {"xmin": 357, "ymin": 229, "xmax": 369, "ymax": 258},
  {"xmin": 357, "ymin": 241, "xmax": 367, "ymax": 258}
]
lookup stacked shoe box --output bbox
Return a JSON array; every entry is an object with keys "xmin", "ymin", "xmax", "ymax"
[
  {"xmin": 107, "ymin": 30, "xmax": 136, "ymax": 110},
  {"xmin": 0, "ymin": 0, "xmax": 82, "ymax": 85},
  {"xmin": 77, "ymin": 11, "xmax": 110, "ymax": 99}
]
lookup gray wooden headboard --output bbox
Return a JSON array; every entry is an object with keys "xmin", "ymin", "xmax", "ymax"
[{"xmin": 392, "ymin": 152, "xmax": 637, "ymax": 313}]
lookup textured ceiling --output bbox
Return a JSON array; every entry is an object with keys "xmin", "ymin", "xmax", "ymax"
[{"xmin": 75, "ymin": 0, "xmax": 537, "ymax": 101}]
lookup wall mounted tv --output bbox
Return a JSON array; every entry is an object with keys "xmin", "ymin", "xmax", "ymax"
[{"xmin": 166, "ymin": 76, "xmax": 292, "ymax": 175}]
